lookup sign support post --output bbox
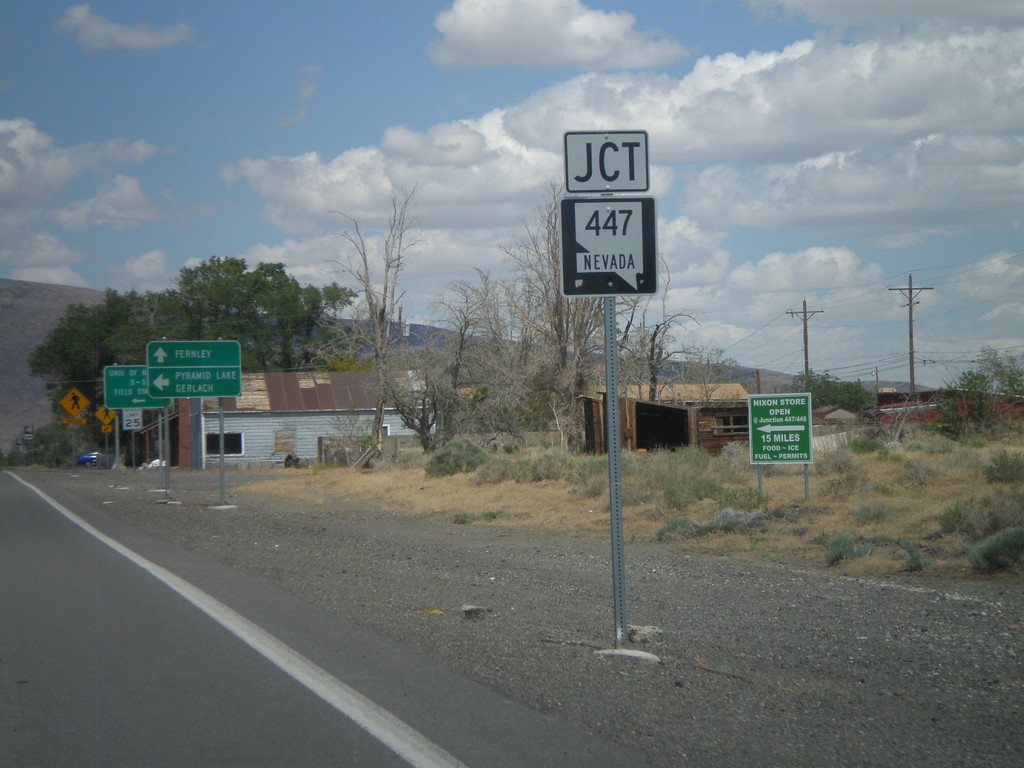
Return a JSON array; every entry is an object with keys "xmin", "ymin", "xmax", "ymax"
[
  {"xmin": 162, "ymin": 402, "xmax": 171, "ymax": 503},
  {"xmin": 218, "ymin": 397, "xmax": 226, "ymax": 506},
  {"xmin": 603, "ymin": 296, "xmax": 628, "ymax": 646},
  {"xmin": 113, "ymin": 412, "xmax": 120, "ymax": 488}
]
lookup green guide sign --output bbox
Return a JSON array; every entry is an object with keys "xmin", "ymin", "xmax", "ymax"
[
  {"xmin": 103, "ymin": 365, "xmax": 166, "ymax": 409},
  {"xmin": 146, "ymin": 340, "xmax": 242, "ymax": 399},
  {"xmin": 748, "ymin": 393, "xmax": 813, "ymax": 465}
]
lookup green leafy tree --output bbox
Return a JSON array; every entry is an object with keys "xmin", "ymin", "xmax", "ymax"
[
  {"xmin": 30, "ymin": 260, "xmax": 354, "ymax": 437},
  {"xmin": 793, "ymin": 369, "xmax": 874, "ymax": 412},
  {"xmin": 935, "ymin": 348, "xmax": 1024, "ymax": 438}
]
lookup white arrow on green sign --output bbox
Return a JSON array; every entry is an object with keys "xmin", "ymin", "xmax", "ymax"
[
  {"xmin": 146, "ymin": 340, "xmax": 242, "ymax": 399},
  {"xmin": 104, "ymin": 365, "xmax": 166, "ymax": 409},
  {"xmin": 748, "ymin": 393, "xmax": 813, "ymax": 465}
]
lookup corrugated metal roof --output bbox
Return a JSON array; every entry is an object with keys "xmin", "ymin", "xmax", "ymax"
[
  {"xmin": 214, "ymin": 371, "xmax": 380, "ymax": 412},
  {"xmin": 623, "ymin": 382, "xmax": 749, "ymax": 403}
]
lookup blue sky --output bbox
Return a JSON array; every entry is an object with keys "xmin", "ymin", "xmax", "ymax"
[{"xmin": 2, "ymin": 1, "xmax": 1023, "ymax": 388}]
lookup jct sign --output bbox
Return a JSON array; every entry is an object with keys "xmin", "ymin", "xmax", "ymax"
[
  {"xmin": 748, "ymin": 393, "xmax": 813, "ymax": 465},
  {"xmin": 564, "ymin": 131, "xmax": 649, "ymax": 193}
]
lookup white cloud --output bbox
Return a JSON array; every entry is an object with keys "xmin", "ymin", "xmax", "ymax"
[
  {"xmin": 0, "ymin": 119, "xmax": 155, "ymax": 206},
  {"xmin": 751, "ymin": 0, "xmax": 1024, "ymax": 31},
  {"xmin": 729, "ymin": 246, "xmax": 882, "ymax": 294},
  {"xmin": 429, "ymin": 0, "xmax": 686, "ymax": 70},
  {"xmin": 222, "ymin": 112, "xmax": 558, "ymax": 236},
  {"xmin": 0, "ymin": 231, "xmax": 85, "ymax": 268},
  {"xmin": 281, "ymin": 65, "xmax": 323, "ymax": 128},
  {"xmin": 56, "ymin": 174, "xmax": 163, "ymax": 230},
  {"xmin": 224, "ymin": 21, "xmax": 1024, "ymax": 254},
  {"xmin": 55, "ymin": 4, "xmax": 194, "ymax": 53},
  {"xmin": 115, "ymin": 249, "xmax": 171, "ymax": 291},
  {"xmin": 0, "ymin": 232, "xmax": 89, "ymax": 286}
]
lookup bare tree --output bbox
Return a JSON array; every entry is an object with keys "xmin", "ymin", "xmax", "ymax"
[
  {"xmin": 618, "ymin": 258, "xmax": 694, "ymax": 400},
  {"xmin": 437, "ymin": 270, "xmax": 540, "ymax": 446},
  {"xmin": 334, "ymin": 187, "xmax": 419, "ymax": 454},
  {"xmin": 503, "ymin": 183, "xmax": 603, "ymax": 450},
  {"xmin": 681, "ymin": 344, "xmax": 738, "ymax": 406}
]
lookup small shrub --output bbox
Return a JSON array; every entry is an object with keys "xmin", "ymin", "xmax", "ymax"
[
  {"xmin": 717, "ymin": 485, "xmax": 762, "ymax": 510},
  {"xmin": 452, "ymin": 512, "xmax": 473, "ymax": 525},
  {"xmin": 822, "ymin": 471, "xmax": 873, "ymax": 500},
  {"xmin": 850, "ymin": 437, "xmax": 885, "ymax": 454},
  {"xmin": 943, "ymin": 447, "xmax": 983, "ymax": 473},
  {"xmin": 656, "ymin": 517, "xmax": 694, "ymax": 541},
  {"xmin": 568, "ymin": 454, "xmax": 608, "ymax": 494},
  {"xmin": 968, "ymin": 526, "xmax": 1024, "ymax": 571},
  {"xmin": 899, "ymin": 540, "xmax": 933, "ymax": 572},
  {"xmin": 940, "ymin": 489, "xmax": 1024, "ymax": 540},
  {"xmin": 425, "ymin": 439, "xmax": 490, "ymax": 478},
  {"xmin": 897, "ymin": 463, "xmax": 938, "ymax": 487},
  {"xmin": 938, "ymin": 498, "xmax": 976, "ymax": 536},
  {"xmin": 474, "ymin": 449, "xmax": 574, "ymax": 484},
  {"xmin": 825, "ymin": 533, "xmax": 871, "ymax": 566},
  {"xmin": 854, "ymin": 500, "xmax": 892, "ymax": 523},
  {"xmin": 904, "ymin": 434, "xmax": 955, "ymax": 454},
  {"xmin": 983, "ymin": 449, "xmax": 1024, "ymax": 484},
  {"xmin": 981, "ymin": 488, "xmax": 1024, "ymax": 535},
  {"xmin": 815, "ymin": 449, "xmax": 856, "ymax": 476},
  {"xmin": 473, "ymin": 458, "xmax": 517, "ymax": 484}
]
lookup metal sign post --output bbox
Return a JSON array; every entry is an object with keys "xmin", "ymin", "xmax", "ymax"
[
  {"xmin": 163, "ymin": 402, "xmax": 171, "ymax": 502},
  {"xmin": 113, "ymin": 412, "xmax": 120, "ymax": 488},
  {"xmin": 604, "ymin": 296, "xmax": 628, "ymax": 646},
  {"xmin": 218, "ymin": 397, "xmax": 226, "ymax": 506}
]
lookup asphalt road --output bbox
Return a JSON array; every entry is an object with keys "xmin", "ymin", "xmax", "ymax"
[{"xmin": 0, "ymin": 471, "xmax": 643, "ymax": 767}]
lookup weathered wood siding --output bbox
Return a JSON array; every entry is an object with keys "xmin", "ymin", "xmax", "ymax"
[{"xmin": 201, "ymin": 409, "xmax": 413, "ymax": 468}]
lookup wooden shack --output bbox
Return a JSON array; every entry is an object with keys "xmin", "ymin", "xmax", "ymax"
[{"xmin": 582, "ymin": 383, "xmax": 750, "ymax": 455}]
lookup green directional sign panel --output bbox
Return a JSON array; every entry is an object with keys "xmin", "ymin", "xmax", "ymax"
[
  {"xmin": 748, "ymin": 393, "xmax": 813, "ymax": 465},
  {"xmin": 146, "ymin": 340, "xmax": 242, "ymax": 399},
  {"xmin": 104, "ymin": 365, "xmax": 166, "ymax": 409}
]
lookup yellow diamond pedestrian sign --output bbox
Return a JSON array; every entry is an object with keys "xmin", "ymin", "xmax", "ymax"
[
  {"xmin": 95, "ymin": 405, "xmax": 115, "ymax": 425},
  {"xmin": 59, "ymin": 387, "xmax": 90, "ymax": 416}
]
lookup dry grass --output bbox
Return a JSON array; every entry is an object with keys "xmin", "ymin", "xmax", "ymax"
[{"xmin": 241, "ymin": 430, "xmax": 1024, "ymax": 578}]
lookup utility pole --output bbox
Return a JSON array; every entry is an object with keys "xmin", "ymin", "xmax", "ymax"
[
  {"xmin": 787, "ymin": 298, "xmax": 824, "ymax": 382},
  {"xmin": 889, "ymin": 273, "xmax": 932, "ymax": 398}
]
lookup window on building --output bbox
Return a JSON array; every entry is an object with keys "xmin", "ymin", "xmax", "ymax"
[
  {"xmin": 714, "ymin": 414, "xmax": 748, "ymax": 434},
  {"xmin": 206, "ymin": 432, "xmax": 243, "ymax": 455}
]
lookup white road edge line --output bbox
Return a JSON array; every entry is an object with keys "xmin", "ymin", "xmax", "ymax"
[{"xmin": 9, "ymin": 472, "xmax": 469, "ymax": 768}]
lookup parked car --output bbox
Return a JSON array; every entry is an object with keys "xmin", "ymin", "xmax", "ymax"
[{"xmin": 77, "ymin": 451, "xmax": 101, "ymax": 466}]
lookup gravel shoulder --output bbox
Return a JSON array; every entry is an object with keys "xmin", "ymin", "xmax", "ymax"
[{"xmin": 24, "ymin": 467, "xmax": 1024, "ymax": 767}]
